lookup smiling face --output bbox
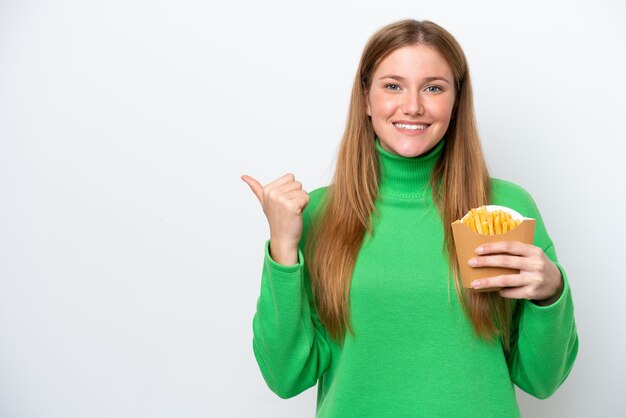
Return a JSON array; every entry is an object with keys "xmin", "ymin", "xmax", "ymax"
[{"xmin": 365, "ymin": 44, "xmax": 456, "ymax": 158}]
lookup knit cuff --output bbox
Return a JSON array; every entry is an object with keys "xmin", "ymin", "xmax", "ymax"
[{"xmin": 264, "ymin": 239, "xmax": 304, "ymax": 273}]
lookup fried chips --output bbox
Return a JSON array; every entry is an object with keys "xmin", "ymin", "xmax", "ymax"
[{"xmin": 461, "ymin": 205, "xmax": 522, "ymax": 235}]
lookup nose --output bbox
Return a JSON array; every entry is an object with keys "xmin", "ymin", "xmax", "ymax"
[{"xmin": 402, "ymin": 91, "xmax": 424, "ymax": 116}]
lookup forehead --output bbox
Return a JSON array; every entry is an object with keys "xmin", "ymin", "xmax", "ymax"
[{"xmin": 373, "ymin": 44, "xmax": 453, "ymax": 79}]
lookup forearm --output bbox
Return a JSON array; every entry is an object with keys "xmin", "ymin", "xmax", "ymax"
[
  {"xmin": 508, "ymin": 264, "xmax": 579, "ymax": 398},
  {"xmin": 252, "ymin": 239, "xmax": 331, "ymax": 398}
]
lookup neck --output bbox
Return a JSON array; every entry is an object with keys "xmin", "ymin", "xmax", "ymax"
[{"xmin": 375, "ymin": 136, "xmax": 445, "ymax": 198}]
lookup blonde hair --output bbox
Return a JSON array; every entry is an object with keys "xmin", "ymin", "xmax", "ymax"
[{"xmin": 305, "ymin": 19, "xmax": 514, "ymax": 352}]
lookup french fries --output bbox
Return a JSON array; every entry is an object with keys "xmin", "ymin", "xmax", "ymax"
[{"xmin": 460, "ymin": 206, "xmax": 522, "ymax": 235}]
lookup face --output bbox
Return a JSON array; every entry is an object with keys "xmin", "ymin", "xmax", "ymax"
[{"xmin": 365, "ymin": 44, "xmax": 456, "ymax": 158}]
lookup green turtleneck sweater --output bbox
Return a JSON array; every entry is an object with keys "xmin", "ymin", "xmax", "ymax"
[{"xmin": 252, "ymin": 137, "xmax": 578, "ymax": 417}]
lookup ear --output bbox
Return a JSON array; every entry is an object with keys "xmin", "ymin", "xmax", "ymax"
[{"xmin": 364, "ymin": 90, "xmax": 371, "ymax": 117}]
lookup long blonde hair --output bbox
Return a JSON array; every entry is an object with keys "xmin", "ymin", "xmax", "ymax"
[{"xmin": 304, "ymin": 19, "xmax": 515, "ymax": 352}]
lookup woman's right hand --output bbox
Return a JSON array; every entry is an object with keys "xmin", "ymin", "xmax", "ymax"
[{"xmin": 241, "ymin": 173, "xmax": 310, "ymax": 264}]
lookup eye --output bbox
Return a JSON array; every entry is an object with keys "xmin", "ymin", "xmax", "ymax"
[
  {"xmin": 384, "ymin": 83, "xmax": 401, "ymax": 91},
  {"xmin": 424, "ymin": 85, "xmax": 443, "ymax": 93}
]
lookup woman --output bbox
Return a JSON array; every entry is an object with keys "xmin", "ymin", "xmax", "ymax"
[{"xmin": 242, "ymin": 19, "xmax": 578, "ymax": 417}]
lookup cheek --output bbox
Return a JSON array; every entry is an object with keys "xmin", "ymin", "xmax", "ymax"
[
  {"xmin": 433, "ymin": 98, "xmax": 455, "ymax": 121},
  {"xmin": 370, "ymin": 93, "xmax": 397, "ymax": 117}
]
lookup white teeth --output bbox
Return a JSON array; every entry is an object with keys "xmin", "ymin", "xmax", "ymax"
[{"xmin": 394, "ymin": 123, "xmax": 428, "ymax": 130}]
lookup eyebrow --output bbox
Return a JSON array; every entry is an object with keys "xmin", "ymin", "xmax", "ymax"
[{"xmin": 378, "ymin": 74, "xmax": 451, "ymax": 84}]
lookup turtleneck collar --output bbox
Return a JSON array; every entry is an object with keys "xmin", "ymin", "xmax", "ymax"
[{"xmin": 375, "ymin": 136, "xmax": 445, "ymax": 198}]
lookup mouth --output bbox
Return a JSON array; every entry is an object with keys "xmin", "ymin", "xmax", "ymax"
[{"xmin": 393, "ymin": 122, "xmax": 430, "ymax": 132}]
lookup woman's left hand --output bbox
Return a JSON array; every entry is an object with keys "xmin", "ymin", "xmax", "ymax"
[{"xmin": 468, "ymin": 241, "xmax": 564, "ymax": 306}]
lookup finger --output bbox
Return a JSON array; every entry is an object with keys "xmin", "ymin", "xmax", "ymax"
[
  {"xmin": 241, "ymin": 174, "xmax": 264, "ymax": 204},
  {"xmin": 286, "ymin": 190, "xmax": 309, "ymax": 209},
  {"xmin": 499, "ymin": 287, "xmax": 531, "ymax": 300},
  {"xmin": 283, "ymin": 190, "xmax": 309, "ymax": 213},
  {"xmin": 278, "ymin": 180, "xmax": 303, "ymax": 194},
  {"xmin": 293, "ymin": 192, "xmax": 310, "ymax": 214},
  {"xmin": 471, "ymin": 274, "xmax": 522, "ymax": 290},
  {"xmin": 475, "ymin": 241, "xmax": 539, "ymax": 257},
  {"xmin": 468, "ymin": 254, "xmax": 525, "ymax": 270},
  {"xmin": 285, "ymin": 188, "xmax": 307, "ymax": 199},
  {"xmin": 264, "ymin": 173, "xmax": 297, "ymax": 197},
  {"xmin": 266, "ymin": 172, "xmax": 296, "ymax": 189},
  {"xmin": 266, "ymin": 182, "xmax": 303, "ymax": 205}
]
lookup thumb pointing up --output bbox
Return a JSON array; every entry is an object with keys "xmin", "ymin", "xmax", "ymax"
[
  {"xmin": 241, "ymin": 174, "xmax": 264, "ymax": 205},
  {"xmin": 241, "ymin": 173, "xmax": 310, "ymax": 250}
]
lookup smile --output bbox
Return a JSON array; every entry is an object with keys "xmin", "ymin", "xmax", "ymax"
[{"xmin": 393, "ymin": 123, "xmax": 429, "ymax": 130}]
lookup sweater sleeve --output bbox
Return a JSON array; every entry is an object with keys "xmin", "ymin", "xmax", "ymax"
[
  {"xmin": 251, "ymin": 197, "xmax": 332, "ymax": 399},
  {"xmin": 505, "ymin": 200, "xmax": 579, "ymax": 399}
]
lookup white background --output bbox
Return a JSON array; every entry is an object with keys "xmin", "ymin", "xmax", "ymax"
[{"xmin": 1, "ymin": 0, "xmax": 624, "ymax": 417}]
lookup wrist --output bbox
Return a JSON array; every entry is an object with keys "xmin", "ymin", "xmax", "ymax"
[
  {"xmin": 269, "ymin": 238, "xmax": 299, "ymax": 266},
  {"xmin": 531, "ymin": 276, "xmax": 564, "ymax": 306}
]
